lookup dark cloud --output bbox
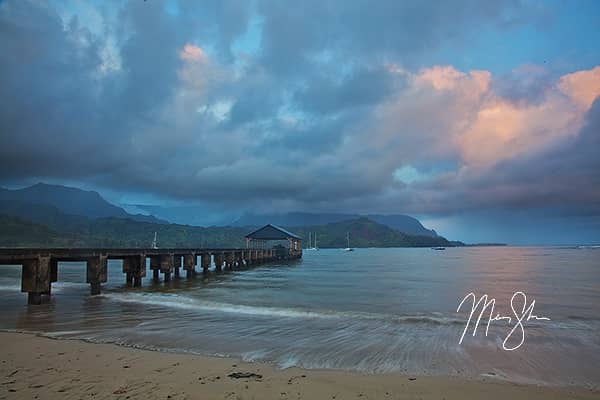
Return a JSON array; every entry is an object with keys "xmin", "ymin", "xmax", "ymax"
[
  {"xmin": 0, "ymin": 0, "xmax": 598, "ymax": 243},
  {"xmin": 488, "ymin": 98, "xmax": 600, "ymax": 211},
  {"xmin": 294, "ymin": 66, "xmax": 397, "ymax": 114},
  {"xmin": 492, "ymin": 64, "xmax": 554, "ymax": 105},
  {"xmin": 257, "ymin": 0, "xmax": 534, "ymax": 74},
  {"xmin": 387, "ymin": 98, "xmax": 600, "ymax": 216}
]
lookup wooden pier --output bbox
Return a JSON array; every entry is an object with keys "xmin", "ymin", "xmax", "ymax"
[
  {"xmin": 0, "ymin": 247, "xmax": 298, "ymax": 305},
  {"xmin": 0, "ymin": 224, "xmax": 304, "ymax": 305}
]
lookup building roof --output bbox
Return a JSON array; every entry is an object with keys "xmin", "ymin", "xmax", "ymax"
[{"xmin": 245, "ymin": 224, "xmax": 302, "ymax": 240}]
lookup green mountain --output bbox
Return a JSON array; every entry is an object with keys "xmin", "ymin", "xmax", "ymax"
[
  {"xmin": 293, "ymin": 217, "xmax": 452, "ymax": 248},
  {"xmin": 0, "ymin": 214, "xmax": 72, "ymax": 247},
  {"xmin": 0, "ymin": 183, "xmax": 164, "ymax": 223},
  {"xmin": 0, "ymin": 184, "xmax": 458, "ymax": 248},
  {"xmin": 232, "ymin": 212, "xmax": 438, "ymax": 237},
  {"xmin": 0, "ymin": 210, "xmax": 457, "ymax": 249},
  {"xmin": 0, "ymin": 213, "xmax": 246, "ymax": 248}
]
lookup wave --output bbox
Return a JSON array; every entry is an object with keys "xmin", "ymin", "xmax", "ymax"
[
  {"xmin": 0, "ymin": 280, "xmax": 89, "ymax": 291},
  {"xmin": 0, "ymin": 284, "xmax": 21, "ymax": 292},
  {"xmin": 100, "ymin": 292, "xmax": 464, "ymax": 326},
  {"xmin": 566, "ymin": 315, "xmax": 599, "ymax": 321}
]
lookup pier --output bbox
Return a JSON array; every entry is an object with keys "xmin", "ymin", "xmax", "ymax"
[{"xmin": 0, "ymin": 224, "xmax": 303, "ymax": 305}]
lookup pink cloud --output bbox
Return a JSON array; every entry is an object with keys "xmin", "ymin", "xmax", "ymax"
[
  {"xmin": 379, "ymin": 64, "xmax": 600, "ymax": 168},
  {"xmin": 415, "ymin": 65, "xmax": 491, "ymax": 94},
  {"xmin": 180, "ymin": 44, "xmax": 207, "ymax": 63},
  {"xmin": 458, "ymin": 66, "xmax": 600, "ymax": 166},
  {"xmin": 336, "ymin": 63, "xmax": 600, "ymax": 197},
  {"xmin": 558, "ymin": 66, "xmax": 600, "ymax": 109}
]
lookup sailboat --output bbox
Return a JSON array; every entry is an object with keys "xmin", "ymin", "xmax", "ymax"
[
  {"xmin": 151, "ymin": 232, "xmax": 158, "ymax": 249},
  {"xmin": 343, "ymin": 232, "xmax": 354, "ymax": 251},
  {"xmin": 306, "ymin": 232, "xmax": 318, "ymax": 250}
]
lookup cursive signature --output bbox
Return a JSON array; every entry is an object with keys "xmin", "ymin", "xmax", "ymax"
[{"xmin": 456, "ymin": 291, "xmax": 550, "ymax": 351}]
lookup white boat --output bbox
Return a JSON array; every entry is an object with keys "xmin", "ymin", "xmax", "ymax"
[
  {"xmin": 306, "ymin": 232, "xmax": 318, "ymax": 250},
  {"xmin": 343, "ymin": 232, "xmax": 354, "ymax": 251}
]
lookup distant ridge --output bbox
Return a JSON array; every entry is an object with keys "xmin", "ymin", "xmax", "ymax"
[
  {"xmin": 232, "ymin": 212, "xmax": 438, "ymax": 237},
  {"xmin": 289, "ymin": 217, "xmax": 452, "ymax": 248},
  {"xmin": 0, "ymin": 183, "xmax": 164, "ymax": 223},
  {"xmin": 0, "ymin": 183, "xmax": 457, "ymax": 248},
  {"xmin": 0, "ymin": 213, "xmax": 455, "ymax": 248}
]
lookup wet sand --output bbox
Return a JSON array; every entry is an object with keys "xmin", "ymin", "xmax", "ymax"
[{"xmin": 1, "ymin": 332, "xmax": 598, "ymax": 399}]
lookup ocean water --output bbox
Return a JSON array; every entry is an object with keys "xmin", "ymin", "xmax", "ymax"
[{"xmin": 0, "ymin": 247, "xmax": 599, "ymax": 388}]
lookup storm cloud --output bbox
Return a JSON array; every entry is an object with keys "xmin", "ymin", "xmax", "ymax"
[{"xmin": 0, "ymin": 0, "xmax": 599, "ymax": 241}]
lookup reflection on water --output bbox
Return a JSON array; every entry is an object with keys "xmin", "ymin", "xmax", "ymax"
[{"xmin": 1, "ymin": 247, "xmax": 599, "ymax": 387}]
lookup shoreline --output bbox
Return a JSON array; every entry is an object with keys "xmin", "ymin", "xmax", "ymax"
[
  {"xmin": 0, "ymin": 328, "xmax": 589, "ymax": 390},
  {"xmin": 1, "ymin": 332, "xmax": 597, "ymax": 399}
]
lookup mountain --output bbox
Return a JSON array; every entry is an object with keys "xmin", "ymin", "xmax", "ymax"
[
  {"xmin": 232, "ymin": 212, "xmax": 437, "ymax": 237},
  {"xmin": 0, "ymin": 214, "xmax": 68, "ymax": 247},
  {"xmin": 366, "ymin": 214, "xmax": 437, "ymax": 237},
  {"xmin": 291, "ymin": 217, "xmax": 452, "ymax": 248},
  {"xmin": 0, "ymin": 208, "xmax": 248, "ymax": 248},
  {"xmin": 0, "ymin": 210, "xmax": 456, "ymax": 249},
  {"xmin": 0, "ymin": 183, "xmax": 455, "ymax": 248},
  {"xmin": 0, "ymin": 183, "xmax": 164, "ymax": 223},
  {"xmin": 124, "ymin": 204, "xmax": 232, "ymax": 227}
]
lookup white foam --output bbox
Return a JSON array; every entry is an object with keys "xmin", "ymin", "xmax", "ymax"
[
  {"xmin": 101, "ymin": 292, "xmax": 342, "ymax": 319},
  {"xmin": 99, "ymin": 292, "xmax": 463, "ymax": 326},
  {"xmin": 278, "ymin": 355, "xmax": 300, "ymax": 369},
  {"xmin": 0, "ymin": 281, "xmax": 87, "ymax": 293},
  {"xmin": 0, "ymin": 284, "xmax": 21, "ymax": 291}
]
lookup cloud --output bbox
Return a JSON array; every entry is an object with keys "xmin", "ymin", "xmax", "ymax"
[
  {"xmin": 0, "ymin": 0, "xmax": 598, "ymax": 227},
  {"xmin": 368, "ymin": 63, "xmax": 599, "ymax": 170},
  {"xmin": 558, "ymin": 66, "xmax": 600, "ymax": 109},
  {"xmin": 256, "ymin": 0, "xmax": 539, "ymax": 75},
  {"xmin": 180, "ymin": 44, "xmax": 207, "ymax": 62}
]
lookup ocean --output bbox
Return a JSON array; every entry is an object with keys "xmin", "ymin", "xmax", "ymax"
[{"xmin": 1, "ymin": 247, "xmax": 599, "ymax": 388}]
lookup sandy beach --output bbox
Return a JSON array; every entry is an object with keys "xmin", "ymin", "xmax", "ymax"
[{"xmin": 0, "ymin": 332, "xmax": 597, "ymax": 400}]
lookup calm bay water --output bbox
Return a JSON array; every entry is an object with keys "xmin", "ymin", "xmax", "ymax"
[{"xmin": 1, "ymin": 247, "xmax": 599, "ymax": 388}]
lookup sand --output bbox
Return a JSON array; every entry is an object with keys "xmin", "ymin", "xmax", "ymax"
[{"xmin": 0, "ymin": 332, "xmax": 597, "ymax": 400}]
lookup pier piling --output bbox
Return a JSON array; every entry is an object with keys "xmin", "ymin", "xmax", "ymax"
[
  {"xmin": 174, "ymin": 256, "xmax": 181, "ymax": 278},
  {"xmin": 123, "ymin": 255, "xmax": 145, "ymax": 287},
  {"xmin": 214, "ymin": 253, "xmax": 223, "ymax": 272},
  {"xmin": 201, "ymin": 253, "xmax": 210, "ymax": 274},
  {"xmin": 86, "ymin": 255, "xmax": 107, "ymax": 295},
  {"xmin": 183, "ymin": 254, "xmax": 196, "ymax": 278},
  {"xmin": 150, "ymin": 256, "xmax": 160, "ymax": 282},
  {"xmin": 225, "ymin": 252, "xmax": 235, "ymax": 270},
  {"xmin": 160, "ymin": 254, "xmax": 174, "ymax": 282},
  {"xmin": 22, "ymin": 256, "xmax": 51, "ymax": 305}
]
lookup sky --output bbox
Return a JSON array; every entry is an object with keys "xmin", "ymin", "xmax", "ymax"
[{"xmin": 1, "ymin": 0, "xmax": 599, "ymax": 244}]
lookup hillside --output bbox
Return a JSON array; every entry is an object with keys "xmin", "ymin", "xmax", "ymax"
[
  {"xmin": 0, "ymin": 211, "xmax": 248, "ymax": 248},
  {"xmin": 293, "ymin": 217, "xmax": 451, "ymax": 248},
  {"xmin": 0, "ymin": 183, "xmax": 163, "ymax": 223},
  {"xmin": 0, "ymin": 184, "xmax": 441, "ymax": 239},
  {"xmin": 232, "ymin": 212, "xmax": 437, "ymax": 237},
  {"xmin": 0, "ymin": 184, "xmax": 456, "ymax": 248},
  {"xmin": 0, "ymin": 211, "xmax": 456, "ymax": 249},
  {"xmin": 0, "ymin": 214, "xmax": 72, "ymax": 247}
]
